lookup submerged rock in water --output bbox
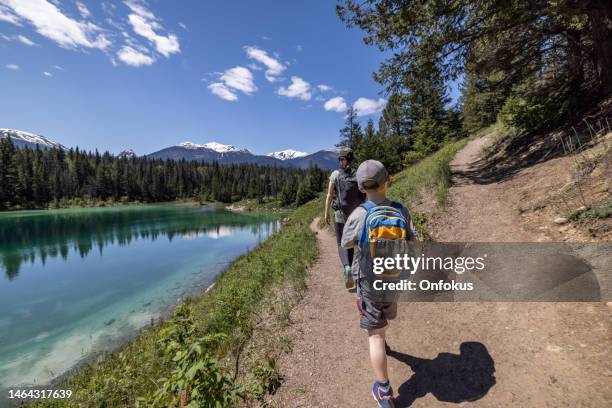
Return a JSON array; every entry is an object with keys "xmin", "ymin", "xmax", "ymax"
[{"xmin": 104, "ymin": 319, "xmax": 115, "ymax": 326}]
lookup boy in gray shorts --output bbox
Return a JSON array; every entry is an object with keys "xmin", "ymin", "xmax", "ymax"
[{"xmin": 341, "ymin": 160, "xmax": 417, "ymax": 407}]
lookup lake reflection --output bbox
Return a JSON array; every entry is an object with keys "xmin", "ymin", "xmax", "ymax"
[{"xmin": 0, "ymin": 205, "xmax": 279, "ymax": 389}]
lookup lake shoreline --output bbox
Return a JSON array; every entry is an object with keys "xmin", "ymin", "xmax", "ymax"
[
  {"xmin": 0, "ymin": 199, "xmax": 211, "ymax": 213},
  {"xmin": 1, "ymin": 197, "xmax": 292, "ymax": 215},
  {"xmin": 0, "ymin": 204, "xmax": 283, "ymax": 401},
  {"xmin": 24, "ymin": 197, "xmax": 322, "ymax": 407},
  {"xmin": 1, "ymin": 272, "xmax": 226, "ymax": 407}
]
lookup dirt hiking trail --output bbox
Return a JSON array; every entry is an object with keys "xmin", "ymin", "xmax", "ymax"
[
  {"xmin": 271, "ymin": 137, "xmax": 611, "ymax": 407},
  {"xmin": 426, "ymin": 136, "xmax": 535, "ymax": 242}
]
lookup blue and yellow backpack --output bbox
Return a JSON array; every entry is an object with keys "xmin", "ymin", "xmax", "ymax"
[{"xmin": 358, "ymin": 201, "xmax": 415, "ymax": 280}]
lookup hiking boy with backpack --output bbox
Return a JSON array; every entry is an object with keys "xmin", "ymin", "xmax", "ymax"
[
  {"xmin": 341, "ymin": 160, "xmax": 417, "ymax": 408},
  {"xmin": 324, "ymin": 148, "xmax": 365, "ymax": 289}
]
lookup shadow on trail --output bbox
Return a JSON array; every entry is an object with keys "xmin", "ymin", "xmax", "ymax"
[
  {"xmin": 454, "ymin": 105, "xmax": 612, "ymax": 186},
  {"xmin": 386, "ymin": 342, "xmax": 496, "ymax": 407}
]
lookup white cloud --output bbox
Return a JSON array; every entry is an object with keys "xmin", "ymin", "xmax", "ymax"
[
  {"xmin": 0, "ymin": 33, "xmax": 37, "ymax": 45},
  {"xmin": 16, "ymin": 34, "xmax": 35, "ymax": 45},
  {"xmin": 0, "ymin": 0, "xmax": 110, "ymax": 50},
  {"xmin": 220, "ymin": 66, "xmax": 256, "ymax": 94},
  {"xmin": 178, "ymin": 21, "xmax": 187, "ymax": 30},
  {"xmin": 125, "ymin": 0, "xmax": 180, "ymax": 57},
  {"xmin": 208, "ymin": 82, "xmax": 238, "ymax": 101},
  {"xmin": 0, "ymin": 4, "xmax": 20, "ymax": 25},
  {"xmin": 247, "ymin": 63, "xmax": 262, "ymax": 71},
  {"xmin": 43, "ymin": 71, "xmax": 52, "ymax": 76},
  {"xmin": 208, "ymin": 66, "xmax": 256, "ymax": 101},
  {"xmin": 244, "ymin": 46, "xmax": 285, "ymax": 82},
  {"xmin": 277, "ymin": 76, "xmax": 312, "ymax": 101},
  {"xmin": 353, "ymin": 97, "xmax": 387, "ymax": 116},
  {"xmin": 116, "ymin": 45, "xmax": 154, "ymax": 66},
  {"xmin": 124, "ymin": 0, "xmax": 154, "ymax": 19},
  {"xmin": 52, "ymin": 64, "xmax": 63, "ymax": 70},
  {"xmin": 93, "ymin": 33, "xmax": 111, "ymax": 49},
  {"xmin": 324, "ymin": 96, "xmax": 348, "ymax": 112},
  {"xmin": 1, "ymin": 1, "xmax": 181, "ymax": 67},
  {"xmin": 6, "ymin": 63, "xmax": 19, "ymax": 70},
  {"xmin": 296, "ymin": 44, "xmax": 303, "ymax": 52},
  {"xmin": 317, "ymin": 84, "xmax": 332, "ymax": 92},
  {"xmin": 127, "ymin": 14, "xmax": 179, "ymax": 57},
  {"xmin": 101, "ymin": 1, "xmax": 116, "ymax": 15},
  {"xmin": 76, "ymin": 1, "xmax": 91, "ymax": 19}
]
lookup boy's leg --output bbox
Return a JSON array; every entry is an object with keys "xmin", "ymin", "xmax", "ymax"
[
  {"xmin": 358, "ymin": 293, "xmax": 396, "ymax": 406},
  {"xmin": 368, "ymin": 326, "xmax": 389, "ymax": 383}
]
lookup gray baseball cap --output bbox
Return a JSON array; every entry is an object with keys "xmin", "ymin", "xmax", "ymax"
[{"xmin": 356, "ymin": 160, "xmax": 389, "ymax": 190}]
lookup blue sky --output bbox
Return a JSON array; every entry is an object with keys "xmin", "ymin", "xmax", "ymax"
[{"xmin": 0, "ymin": 0, "xmax": 460, "ymax": 155}]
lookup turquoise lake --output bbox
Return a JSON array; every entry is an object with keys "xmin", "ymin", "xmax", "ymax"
[{"xmin": 0, "ymin": 204, "xmax": 279, "ymax": 389}]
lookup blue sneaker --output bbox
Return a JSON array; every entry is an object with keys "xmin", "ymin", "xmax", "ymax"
[{"xmin": 372, "ymin": 381, "xmax": 395, "ymax": 407}]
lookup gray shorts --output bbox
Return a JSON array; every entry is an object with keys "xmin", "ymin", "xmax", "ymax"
[{"xmin": 356, "ymin": 294, "xmax": 397, "ymax": 331}]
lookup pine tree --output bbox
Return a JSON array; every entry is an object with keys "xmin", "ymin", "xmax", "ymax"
[
  {"xmin": 0, "ymin": 143, "xmax": 324, "ymax": 210},
  {"xmin": 378, "ymin": 93, "xmax": 410, "ymax": 139},
  {"xmin": 0, "ymin": 138, "xmax": 18, "ymax": 208},
  {"xmin": 337, "ymin": 0, "xmax": 612, "ymax": 134},
  {"xmin": 336, "ymin": 106, "xmax": 363, "ymax": 151},
  {"xmin": 280, "ymin": 179, "xmax": 297, "ymax": 207}
]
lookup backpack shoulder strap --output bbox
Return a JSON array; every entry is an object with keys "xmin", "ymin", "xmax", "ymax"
[
  {"xmin": 360, "ymin": 201, "xmax": 376, "ymax": 212},
  {"xmin": 388, "ymin": 201, "xmax": 404, "ymax": 211},
  {"xmin": 358, "ymin": 201, "xmax": 376, "ymax": 249},
  {"xmin": 388, "ymin": 201, "xmax": 417, "ymax": 240}
]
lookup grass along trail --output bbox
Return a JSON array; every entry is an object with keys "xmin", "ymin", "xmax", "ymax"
[{"xmin": 270, "ymin": 137, "xmax": 611, "ymax": 407}]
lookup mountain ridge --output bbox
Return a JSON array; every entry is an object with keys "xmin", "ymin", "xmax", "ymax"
[
  {"xmin": 146, "ymin": 144, "xmax": 337, "ymax": 170},
  {"xmin": 0, "ymin": 128, "xmax": 67, "ymax": 150},
  {"xmin": 1, "ymin": 128, "xmax": 337, "ymax": 170},
  {"xmin": 267, "ymin": 149, "xmax": 309, "ymax": 160}
]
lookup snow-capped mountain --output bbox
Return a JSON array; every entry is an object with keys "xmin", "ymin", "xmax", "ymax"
[
  {"xmin": 267, "ymin": 149, "xmax": 309, "ymax": 160},
  {"xmin": 147, "ymin": 141, "xmax": 277, "ymax": 166},
  {"xmin": 286, "ymin": 150, "xmax": 338, "ymax": 170},
  {"xmin": 177, "ymin": 141, "xmax": 251, "ymax": 154},
  {"xmin": 0, "ymin": 128, "xmax": 66, "ymax": 150},
  {"xmin": 0, "ymin": 128, "xmax": 338, "ymax": 170},
  {"xmin": 118, "ymin": 149, "xmax": 136, "ymax": 159},
  {"xmin": 148, "ymin": 142, "xmax": 337, "ymax": 170}
]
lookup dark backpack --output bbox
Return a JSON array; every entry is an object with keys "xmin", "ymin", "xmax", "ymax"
[{"xmin": 333, "ymin": 167, "xmax": 365, "ymax": 217}]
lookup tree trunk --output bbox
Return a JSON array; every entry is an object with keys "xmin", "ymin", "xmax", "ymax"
[
  {"xmin": 565, "ymin": 28, "xmax": 584, "ymax": 95},
  {"xmin": 587, "ymin": 0, "xmax": 612, "ymax": 95}
]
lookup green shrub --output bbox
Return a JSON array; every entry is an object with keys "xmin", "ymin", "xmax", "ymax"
[
  {"xmin": 568, "ymin": 200, "xmax": 612, "ymax": 222},
  {"xmin": 498, "ymin": 94, "xmax": 567, "ymax": 132},
  {"xmin": 388, "ymin": 139, "xmax": 467, "ymax": 239},
  {"xmin": 247, "ymin": 354, "xmax": 282, "ymax": 400},
  {"xmin": 403, "ymin": 150, "xmax": 425, "ymax": 166},
  {"xmin": 389, "ymin": 139, "xmax": 466, "ymax": 208},
  {"xmin": 140, "ymin": 305, "xmax": 242, "ymax": 407}
]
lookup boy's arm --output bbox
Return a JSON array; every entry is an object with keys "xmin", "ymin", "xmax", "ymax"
[
  {"xmin": 340, "ymin": 210, "xmax": 362, "ymax": 249},
  {"xmin": 403, "ymin": 207, "xmax": 419, "ymax": 242}
]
